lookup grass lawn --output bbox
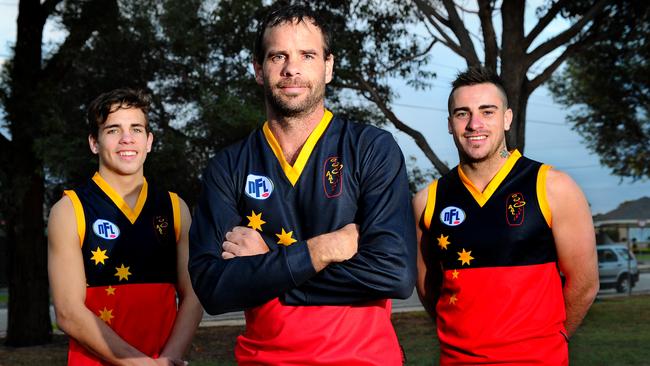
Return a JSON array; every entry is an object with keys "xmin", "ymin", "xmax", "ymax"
[
  {"xmin": 635, "ymin": 252, "xmax": 650, "ymax": 263},
  {"xmin": 1, "ymin": 295, "xmax": 649, "ymax": 365}
]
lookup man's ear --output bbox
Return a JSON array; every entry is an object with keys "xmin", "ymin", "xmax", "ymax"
[
  {"xmin": 325, "ymin": 54, "xmax": 334, "ymax": 84},
  {"xmin": 253, "ymin": 61, "xmax": 264, "ymax": 86},
  {"xmin": 504, "ymin": 108, "xmax": 513, "ymax": 131},
  {"xmin": 146, "ymin": 132, "xmax": 153, "ymax": 153},
  {"xmin": 88, "ymin": 134, "xmax": 98, "ymax": 154}
]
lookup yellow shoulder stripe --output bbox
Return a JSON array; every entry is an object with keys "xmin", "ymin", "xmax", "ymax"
[
  {"xmin": 537, "ymin": 164, "xmax": 552, "ymax": 228},
  {"xmin": 63, "ymin": 190, "xmax": 85, "ymax": 247},
  {"xmin": 169, "ymin": 192, "xmax": 181, "ymax": 243},
  {"xmin": 423, "ymin": 180, "xmax": 438, "ymax": 230}
]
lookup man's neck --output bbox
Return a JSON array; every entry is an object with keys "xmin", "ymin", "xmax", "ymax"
[
  {"xmin": 97, "ymin": 168, "xmax": 144, "ymax": 208},
  {"xmin": 266, "ymin": 106, "xmax": 325, "ymax": 165},
  {"xmin": 459, "ymin": 150, "xmax": 511, "ymax": 193}
]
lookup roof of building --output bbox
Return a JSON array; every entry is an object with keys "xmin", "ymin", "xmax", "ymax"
[{"xmin": 593, "ymin": 196, "xmax": 650, "ymax": 226}]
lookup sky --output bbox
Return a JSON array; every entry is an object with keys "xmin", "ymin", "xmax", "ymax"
[{"xmin": 0, "ymin": 2, "xmax": 649, "ymax": 215}]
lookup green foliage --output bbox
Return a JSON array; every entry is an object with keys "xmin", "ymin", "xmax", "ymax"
[
  {"xmin": 549, "ymin": 2, "xmax": 650, "ymax": 179},
  {"xmin": 1, "ymin": 0, "xmax": 435, "ymax": 208}
]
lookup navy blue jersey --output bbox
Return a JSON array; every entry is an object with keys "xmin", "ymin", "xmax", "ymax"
[
  {"xmin": 64, "ymin": 173, "xmax": 180, "ymax": 364},
  {"xmin": 189, "ymin": 110, "xmax": 416, "ymax": 312},
  {"xmin": 69, "ymin": 173, "xmax": 178, "ymax": 286},
  {"xmin": 422, "ymin": 151, "xmax": 567, "ymax": 364}
]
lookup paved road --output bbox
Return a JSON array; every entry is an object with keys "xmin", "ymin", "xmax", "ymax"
[{"xmin": 2, "ymin": 273, "xmax": 649, "ymax": 334}]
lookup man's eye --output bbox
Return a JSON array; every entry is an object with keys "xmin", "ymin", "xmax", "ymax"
[{"xmin": 271, "ymin": 55, "xmax": 285, "ymax": 62}]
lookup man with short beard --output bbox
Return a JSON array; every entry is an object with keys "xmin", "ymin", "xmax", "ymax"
[
  {"xmin": 189, "ymin": 4, "xmax": 416, "ymax": 365},
  {"xmin": 413, "ymin": 67, "xmax": 598, "ymax": 364}
]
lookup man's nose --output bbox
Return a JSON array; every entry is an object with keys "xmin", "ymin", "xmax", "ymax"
[
  {"xmin": 467, "ymin": 113, "xmax": 483, "ymax": 130},
  {"xmin": 282, "ymin": 56, "xmax": 300, "ymax": 77},
  {"xmin": 119, "ymin": 131, "xmax": 135, "ymax": 143}
]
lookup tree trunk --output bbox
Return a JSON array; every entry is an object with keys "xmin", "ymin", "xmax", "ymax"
[
  {"xmin": 499, "ymin": 0, "xmax": 528, "ymax": 153},
  {"xmin": 505, "ymin": 87, "xmax": 530, "ymax": 153},
  {"xmin": 4, "ymin": 0, "xmax": 52, "ymax": 346}
]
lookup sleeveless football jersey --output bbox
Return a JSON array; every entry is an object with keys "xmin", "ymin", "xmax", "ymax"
[
  {"xmin": 423, "ymin": 151, "xmax": 568, "ymax": 365},
  {"xmin": 64, "ymin": 173, "xmax": 180, "ymax": 365}
]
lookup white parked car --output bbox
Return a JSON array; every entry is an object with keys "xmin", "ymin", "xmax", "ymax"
[{"xmin": 597, "ymin": 244, "xmax": 640, "ymax": 293}]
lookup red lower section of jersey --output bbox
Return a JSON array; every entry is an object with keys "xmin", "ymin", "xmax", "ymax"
[
  {"xmin": 67, "ymin": 283, "xmax": 177, "ymax": 365},
  {"xmin": 436, "ymin": 262, "xmax": 567, "ymax": 365},
  {"xmin": 235, "ymin": 298, "xmax": 402, "ymax": 365}
]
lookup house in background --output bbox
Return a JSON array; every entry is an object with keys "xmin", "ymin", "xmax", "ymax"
[{"xmin": 593, "ymin": 197, "xmax": 650, "ymax": 249}]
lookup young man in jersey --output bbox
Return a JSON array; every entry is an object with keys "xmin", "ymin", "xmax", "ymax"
[
  {"xmin": 48, "ymin": 88, "xmax": 203, "ymax": 365},
  {"xmin": 189, "ymin": 5, "xmax": 416, "ymax": 365},
  {"xmin": 413, "ymin": 67, "xmax": 599, "ymax": 364}
]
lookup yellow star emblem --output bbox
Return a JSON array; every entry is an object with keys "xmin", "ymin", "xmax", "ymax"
[
  {"xmin": 247, "ymin": 210, "xmax": 266, "ymax": 232},
  {"xmin": 451, "ymin": 269, "xmax": 459, "ymax": 279},
  {"xmin": 114, "ymin": 264, "xmax": 131, "ymax": 281},
  {"xmin": 90, "ymin": 247, "xmax": 109, "ymax": 265},
  {"xmin": 449, "ymin": 294, "xmax": 458, "ymax": 305},
  {"xmin": 457, "ymin": 248, "xmax": 474, "ymax": 266},
  {"xmin": 437, "ymin": 234, "xmax": 451, "ymax": 250},
  {"xmin": 105, "ymin": 286, "xmax": 116, "ymax": 296},
  {"xmin": 276, "ymin": 228, "xmax": 297, "ymax": 246},
  {"xmin": 98, "ymin": 307, "xmax": 114, "ymax": 324}
]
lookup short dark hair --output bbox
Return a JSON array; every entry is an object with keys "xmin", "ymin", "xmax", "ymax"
[
  {"xmin": 448, "ymin": 66, "xmax": 508, "ymax": 114},
  {"xmin": 253, "ymin": 4, "xmax": 332, "ymax": 65},
  {"xmin": 87, "ymin": 88, "xmax": 151, "ymax": 138}
]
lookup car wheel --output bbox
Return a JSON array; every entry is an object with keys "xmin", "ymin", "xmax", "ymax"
[{"xmin": 616, "ymin": 274, "xmax": 630, "ymax": 293}]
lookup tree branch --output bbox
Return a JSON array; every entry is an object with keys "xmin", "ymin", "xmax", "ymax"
[
  {"xmin": 384, "ymin": 39, "xmax": 436, "ymax": 74},
  {"xmin": 413, "ymin": 0, "xmax": 451, "ymax": 27},
  {"xmin": 527, "ymin": 35, "xmax": 589, "ymax": 93},
  {"xmin": 440, "ymin": 0, "xmax": 481, "ymax": 66},
  {"xmin": 524, "ymin": 0, "xmax": 571, "ymax": 49},
  {"xmin": 350, "ymin": 75, "xmax": 450, "ymax": 175},
  {"xmin": 40, "ymin": 0, "xmax": 63, "ymax": 17},
  {"xmin": 526, "ymin": 0, "xmax": 609, "ymax": 66},
  {"xmin": 413, "ymin": 0, "xmax": 466, "ymax": 58},
  {"xmin": 478, "ymin": 0, "xmax": 498, "ymax": 70}
]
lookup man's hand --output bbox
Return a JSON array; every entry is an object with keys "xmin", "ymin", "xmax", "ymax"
[
  {"xmin": 307, "ymin": 223, "xmax": 359, "ymax": 272},
  {"xmin": 222, "ymin": 226, "xmax": 269, "ymax": 259},
  {"xmin": 154, "ymin": 357, "xmax": 188, "ymax": 365}
]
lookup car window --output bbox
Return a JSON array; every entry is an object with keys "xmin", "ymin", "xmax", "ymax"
[
  {"xmin": 615, "ymin": 248, "xmax": 631, "ymax": 261},
  {"xmin": 598, "ymin": 249, "xmax": 617, "ymax": 263}
]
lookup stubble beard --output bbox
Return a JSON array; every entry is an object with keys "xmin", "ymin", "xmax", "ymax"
[{"xmin": 264, "ymin": 78, "xmax": 326, "ymax": 118}]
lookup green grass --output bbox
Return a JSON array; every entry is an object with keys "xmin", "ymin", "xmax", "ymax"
[
  {"xmin": 635, "ymin": 253, "xmax": 650, "ymax": 263},
  {"xmin": 569, "ymin": 296, "xmax": 650, "ymax": 366},
  {"xmin": 1, "ymin": 296, "xmax": 649, "ymax": 365}
]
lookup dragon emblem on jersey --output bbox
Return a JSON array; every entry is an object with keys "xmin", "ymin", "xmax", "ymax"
[
  {"xmin": 322, "ymin": 156, "xmax": 343, "ymax": 198},
  {"xmin": 506, "ymin": 192, "xmax": 526, "ymax": 226},
  {"xmin": 154, "ymin": 216, "xmax": 169, "ymax": 238}
]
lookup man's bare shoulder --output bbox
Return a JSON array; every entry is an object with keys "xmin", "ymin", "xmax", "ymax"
[{"xmin": 50, "ymin": 194, "xmax": 75, "ymax": 218}]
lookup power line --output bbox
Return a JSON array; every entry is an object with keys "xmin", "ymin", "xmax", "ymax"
[
  {"xmin": 555, "ymin": 164, "xmax": 602, "ymax": 170},
  {"xmin": 392, "ymin": 102, "xmax": 567, "ymax": 126}
]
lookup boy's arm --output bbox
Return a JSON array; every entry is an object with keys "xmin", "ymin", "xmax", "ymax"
[{"xmin": 159, "ymin": 198, "xmax": 203, "ymax": 363}]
